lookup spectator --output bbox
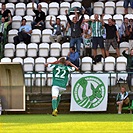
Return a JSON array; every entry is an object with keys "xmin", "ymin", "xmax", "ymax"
[
  {"xmin": 81, "ymin": 18, "xmax": 89, "ymax": 35},
  {"xmin": 129, "ymin": 19, "xmax": 133, "ymax": 49},
  {"xmin": 120, "ymin": 18, "xmax": 130, "ymax": 42},
  {"xmin": 64, "ymin": 22, "xmax": 71, "ymax": 42},
  {"xmin": 116, "ymin": 86, "xmax": 129, "ymax": 114},
  {"xmin": 102, "ymin": 17, "xmax": 120, "ymax": 57},
  {"xmin": 31, "ymin": 1, "xmax": 45, "ymax": 30},
  {"xmin": 14, "ymin": 18, "xmax": 32, "ymax": 45},
  {"xmin": 82, "ymin": 26, "xmax": 92, "ymax": 56},
  {"xmin": 65, "ymin": 9, "xmax": 85, "ymax": 55},
  {"xmin": 66, "ymin": 46, "xmax": 80, "ymax": 68},
  {"xmin": 123, "ymin": 0, "xmax": 133, "ymax": 14},
  {"xmin": 82, "ymin": 0, "xmax": 97, "ymax": 16},
  {"xmin": 0, "ymin": 3, "xmax": 12, "ymax": 22},
  {"xmin": 90, "ymin": 14, "xmax": 105, "ymax": 58},
  {"xmin": 122, "ymin": 48, "xmax": 133, "ymax": 91},
  {"xmin": 0, "ymin": 15, "xmax": 12, "ymax": 44},
  {"xmin": 49, "ymin": 17, "xmax": 65, "ymax": 43}
]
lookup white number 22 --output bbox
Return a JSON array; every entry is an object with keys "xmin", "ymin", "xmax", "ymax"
[{"xmin": 55, "ymin": 68, "xmax": 66, "ymax": 79}]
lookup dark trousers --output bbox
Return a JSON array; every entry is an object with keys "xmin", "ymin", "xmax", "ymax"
[{"xmin": 14, "ymin": 31, "xmax": 31, "ymax": 45}]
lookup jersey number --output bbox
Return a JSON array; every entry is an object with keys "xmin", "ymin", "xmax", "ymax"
[{"xmin": 55, "ymin": 68, "xmax": 66, "ymax": 79}]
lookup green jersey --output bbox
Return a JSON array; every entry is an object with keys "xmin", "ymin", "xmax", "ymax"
[
  {"xmin": 48, "ymin": 64, "xmax": 75, "ymax": 88},
  {"xmin": 91, "ymin": 21, "xmax": 103, "ymax": 37}
]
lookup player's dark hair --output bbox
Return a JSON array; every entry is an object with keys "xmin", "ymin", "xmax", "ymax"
[{"xmin": 22, "ymin": 18, "xmax": 27, "ymax": 22}]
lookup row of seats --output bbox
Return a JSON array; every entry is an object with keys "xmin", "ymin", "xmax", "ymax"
[
  {"xmin": 93, "ymin": 1, "xmax": 133, "ymax": 15},
  {"xmin": 0, "ymin": 1, "xmax": 129, "ymax": 17},
  {"xmin": 10, "ymin": 13, "xmax": 132, "ymax": 31},
  {"xmin": 0, "ymin": 56, "xmax": 127, "ymax": 72},
  {"xmin": 3, "ymin": 41, "xmax": 130, "ymax": 58},
  {"xmin": 24, "ymin": 71, "xmax": 129, "ymax": 87},
  {"xmin": 0, "ymin": 1, "xmax": 83, "ymax": 16}
]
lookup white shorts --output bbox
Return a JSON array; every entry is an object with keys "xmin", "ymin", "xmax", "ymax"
[{"xmin": 52, "ymin": 86, "xmax": 66, "ymax": 97}]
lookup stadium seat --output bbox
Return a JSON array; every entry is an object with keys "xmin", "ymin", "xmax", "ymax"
[
  {"xmin": 8, "ymin": 29, "xmax": 18, "ymax": 43},
  {"xmin": 81, "ymin": 57, "xmax": 92, "ymax": 72},
  {"xmin": 27, "ymin": 2, "xmax": 37, "ymax": 16},
  {"xmin": 119, "ymin": 42, "xmax": 130, "ymax": 55},
  {"xmin": 116, "ymin": 56, "xmax": 127, "ymax": 71},
  {"xmin": 46, "ymin": 57, "xmax": 57, "ymax": 72},
  {"xmin": 8, "ymin": 0, "xmax": 17, "ymax": 2},
  {"xmin": 113, "ymin": 14, "xmax": 123, "ymax": 28},
  {"xmin": 23, "ymin": 15, "xmax": 33, "ymax": 26},
  {"xmin": 15, "ymin": 3, "xmax": 26, "ymax": 16},
  {"xmin": 104, "ymin": 1, "xmax": 115, "ymax": 15},
  {"xmin": 31, "ymin": 29, "xmax": 41, "ymax": 43},
  {"xmin": 12, "ymin": 16, "xmax": 22, "ymax": 29},
  {"xmin": 103, "ymin": 14, "xmax": 112, "ymax": 24},
  {"xmin": 12, "ymin": 57, "xmax": 23, "ymax": 65},
  {"xmin": 4, "ymin": 43, "xmax": 15, "ymax": 57},
  {"xmin": 6, "ymin": 3, "xmax": 15, "ymax": 16},
  {"xmin": 39, "ymin": 2, "xmax": 48, "ymax": 15},
  {"xmin": 47, "ymin": 73, "xmax": 53, "ymax": 86},
  {"xmin": 64, "ymin": 0, "xmax": 73, "ymax": 2},
  {"xmin": 116, "ymin": 1, "xmax": 125, "ymax": 14},
  {"xmin": 124, "ymin": 14, "xmax": 133, "ymax": 19},
  {"xmin": 35, "ymin": 73, "xmax": 47, "ymax": 87},
  {"xmin": 104, "ymin": 56, "xmax": 115, "ymax": 72},
  {"xmin": 35, "ymin": 57, "xmax": 46, "ymax": 72},
  {"xmin": 16, "ymin": 43, "xmax": 27, "ymax": 57},
  {"xmin": 90, "ymin": 14, "xmax": 100, "ymax": 20},
  {"xmin": 24, "ymin": 73, "xmax": 35, "ymax": 87},
  {"xmin": 1, "ymin": 57, "xmax": 11, "ymax": 62},
  {"xmin": 117, "ymin": 72, "xmax": 128, "ymax": 85},
  {"xmin": 61, "ymin": 42, "xmax": 70, "ymax": 56},
  {"xmin": 42, "ymin": 29, "xmax": 52, "ymax": 43},
  {"xmin": 71, "ymin": 2, "xmax": 81, "ymax": 8},
  {"xmin": 108, "ymin": 73, "xmax": 117, "ymax": 86},
  {"xmin": 57, "ymin": 15, "xmax": 67, "ymax": 28},
  {"xmin": 27, "ymin": 43, "xmax": 38, "ymax": 57},
  {"xmin": 49, "ymin": 2, "xmax": 59, "ymax": 16},
  {"xmin": 84, "ymin": 14, "xmax": 90, "ymax": 20},
  {"xmin": 45, "ymin": 15, "xmax": 56, "ymax": 29},
  {"xmin": 68, "ymin": 14, "xmax": 75, "ymax": 21},
  {"xmin": 23, "ymin": 57, "xmax": 34, "ymax": 72},
  {"xmin": 50, "ymin": 43, "xmax": 61, "ymax": 57},
  {"xmin": 39, "ymin": 43, "xmax": 50, "ymax": 57},
  {"xmin": 93, "ymin": 58, "xmax": 104, "ymax": 72},
  {"xmin": 93, "ymin": 2, "xmax": 104, "ymax": 15},
  {"xmin": 60, "ymin": 2, "xmax": 70, "ymax": 15}
]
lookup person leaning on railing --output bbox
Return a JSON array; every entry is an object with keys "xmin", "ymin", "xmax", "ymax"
[{"xmin": 122, "ymin": 48, "xmax": 133, "ymax": 91}]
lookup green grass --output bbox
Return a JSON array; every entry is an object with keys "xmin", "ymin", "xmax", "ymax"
[{"xmin": 0, "ymin": 114, "xmax": 133, "ymax": 133}]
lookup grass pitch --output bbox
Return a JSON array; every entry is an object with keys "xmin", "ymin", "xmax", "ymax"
[{"xmin": 0, "ymin": 114, "xmax": 133, "ymax": 133}]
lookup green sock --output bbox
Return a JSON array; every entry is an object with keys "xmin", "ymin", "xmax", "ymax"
[
  {"xmin": 52, "ymin": 99, "xmax": 57, "ymax": 110},
  {"xmin": 57, "ymin": 96, "xmax": 61, "ymax": 108}
]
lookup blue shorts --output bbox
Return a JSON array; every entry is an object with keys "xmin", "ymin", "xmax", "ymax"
[
  {"xmin": 92, "ymin": 37, "xmax": 104, "ymax": 49},
  {"xmin": 123, "ymin": 0, "xmax": 133, "ymax": 8}
]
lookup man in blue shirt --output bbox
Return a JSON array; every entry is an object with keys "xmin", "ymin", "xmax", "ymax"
[
  {"xmin": 66, "ymin": 46, "xmax": 80, "ymax": 68},
  {"xmin": 14, "ymin": 18, "xmax": 32, "ymax": 45}
]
